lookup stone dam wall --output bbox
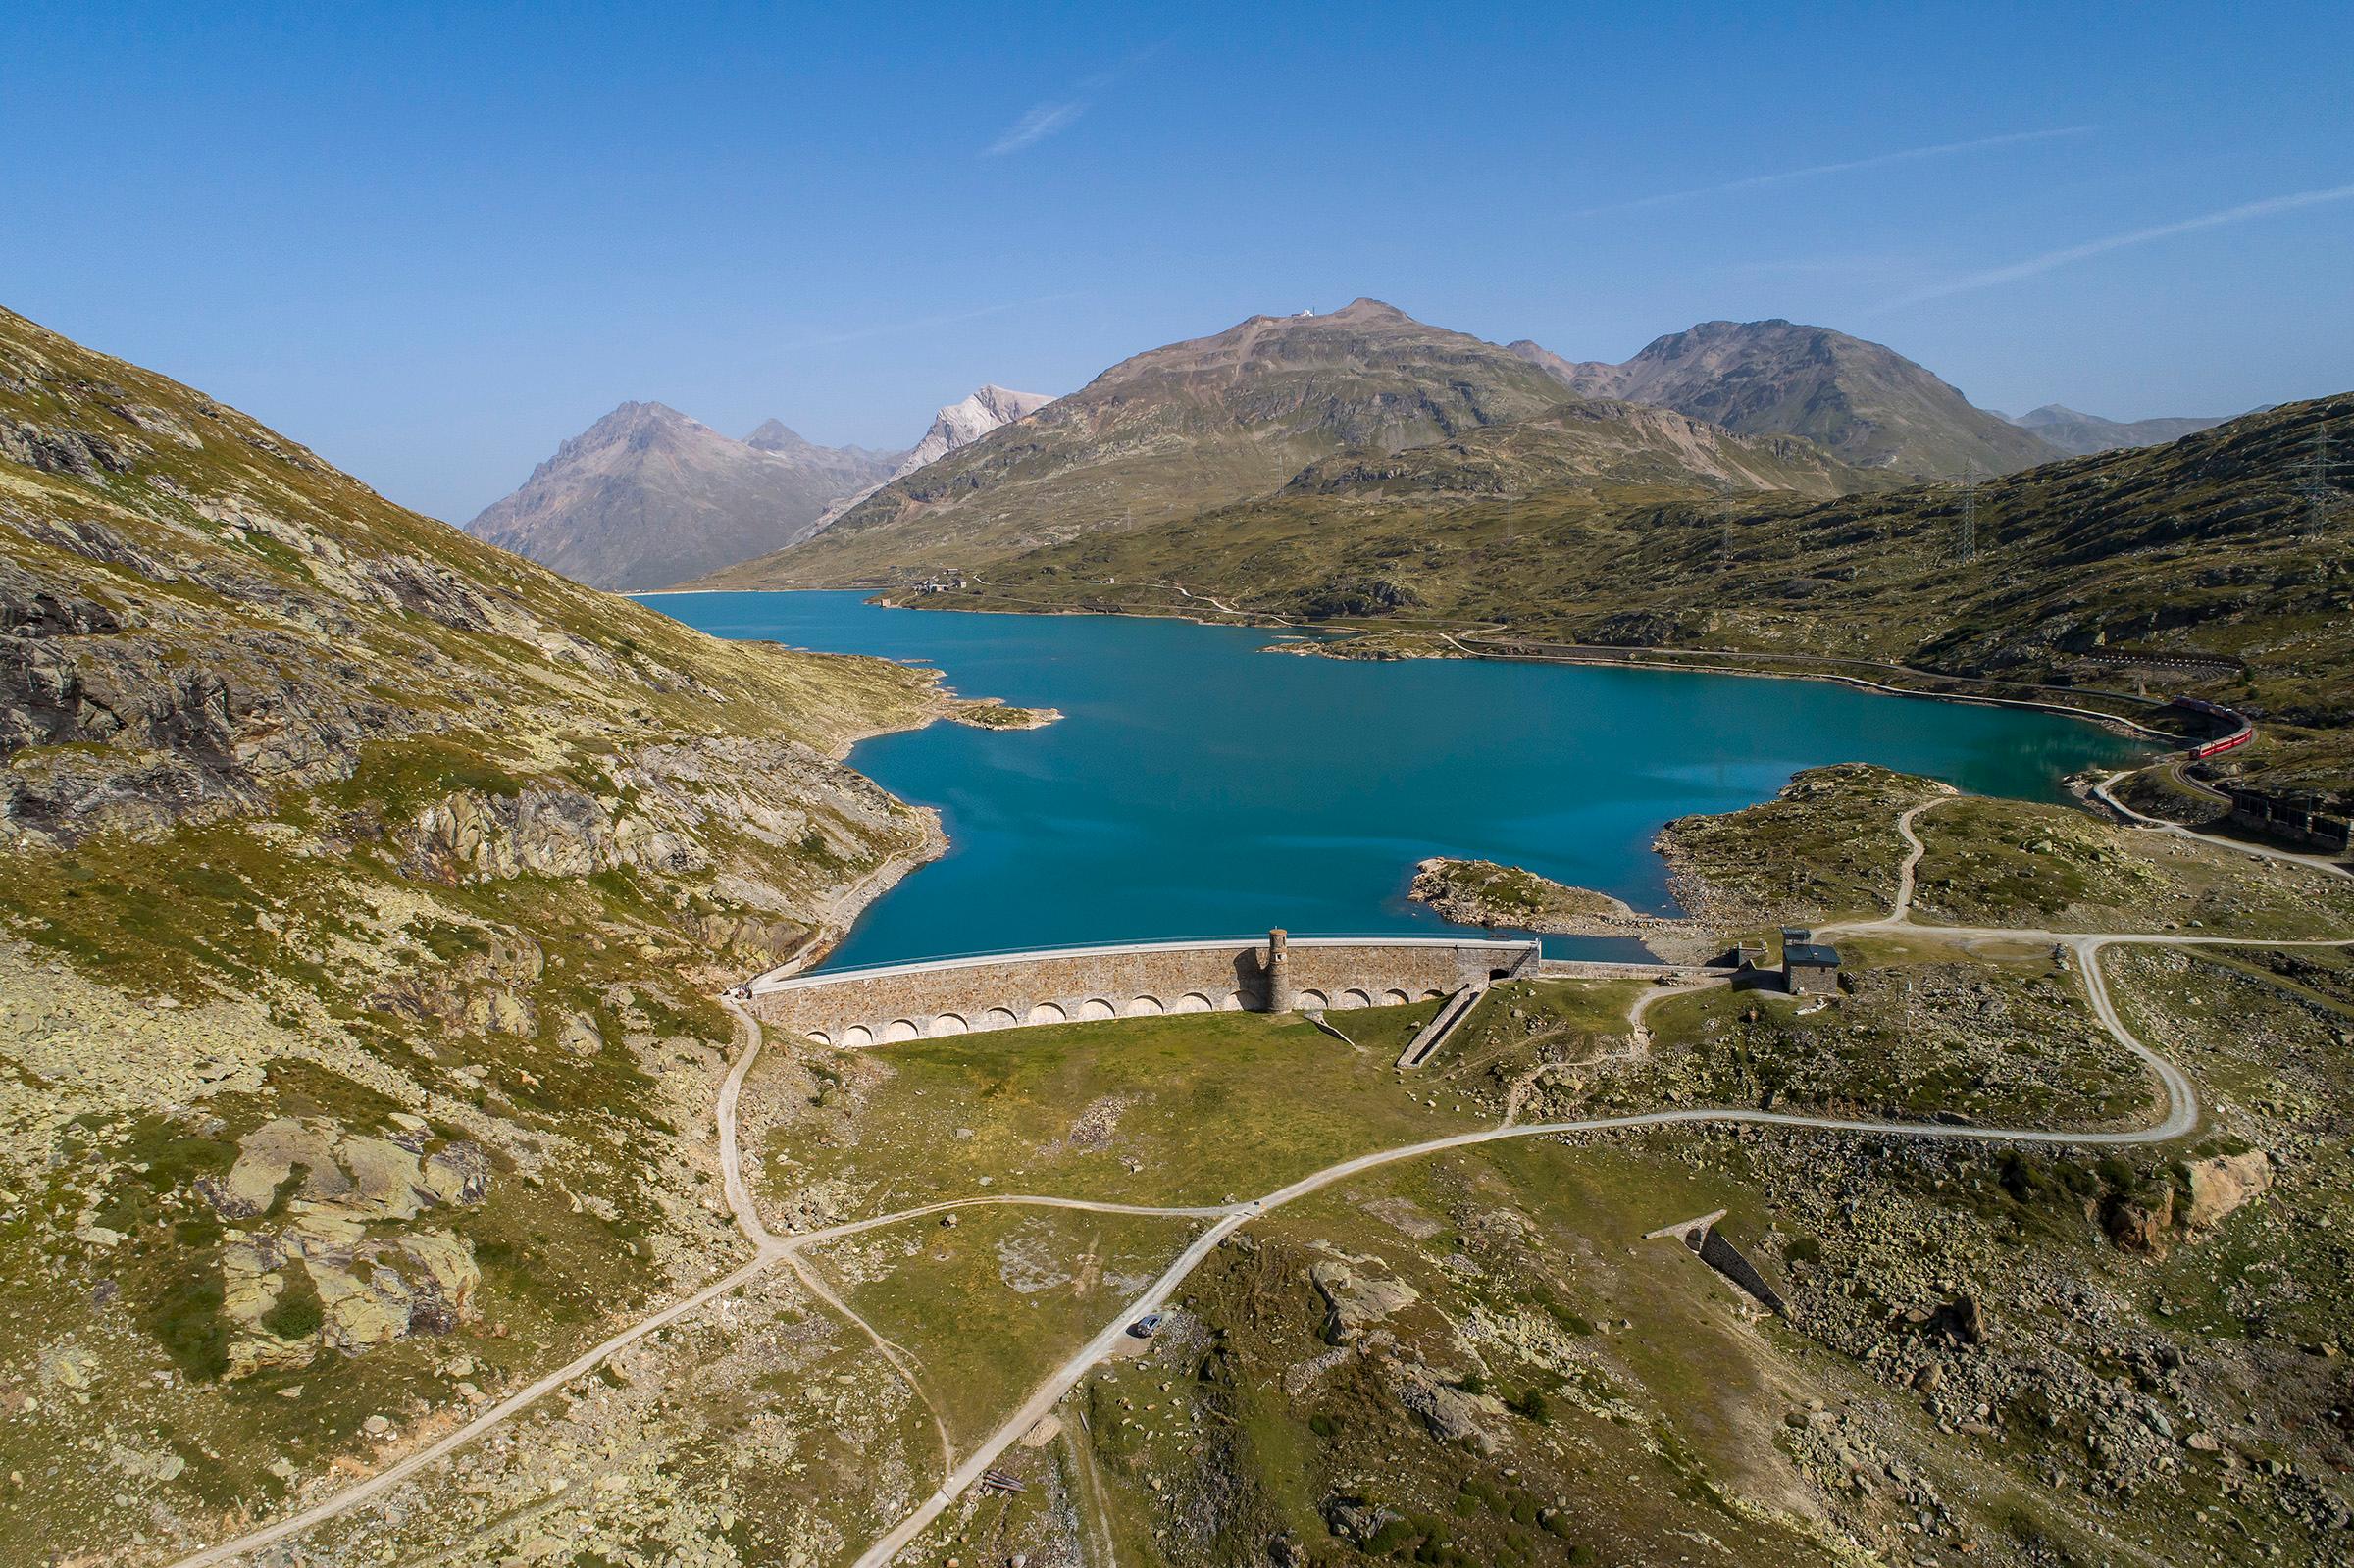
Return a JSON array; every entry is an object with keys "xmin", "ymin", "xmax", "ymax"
[{"xmin": 748, "ymin": 936, "xmax": 1542, "ymax": 1048}]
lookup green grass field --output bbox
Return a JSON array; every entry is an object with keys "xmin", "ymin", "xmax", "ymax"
[
  {"xmin": 756, "ymin": 999, "xmax": 1484, "ymax": 1217},
  {"xmin": 808, "ymin": 1203, "xmax": 1202, "ymax": 1453}
]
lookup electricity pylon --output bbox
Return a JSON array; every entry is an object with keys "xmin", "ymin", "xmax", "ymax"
[{"xmin": 1956, "ymin": 460, "xmax": 1978, "ymax": 563}]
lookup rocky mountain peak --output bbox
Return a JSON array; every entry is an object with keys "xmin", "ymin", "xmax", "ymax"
[
  {"xmin": 742, "ymin": 417, "xmax": 809, "ymax": 449},
  {"xmin": 891, "ymin": 383, "xmax": 1055, "ymax": 478},
  {"xmin": 470, "ymin": 401, "xmax": 903, "ymax": 589}
]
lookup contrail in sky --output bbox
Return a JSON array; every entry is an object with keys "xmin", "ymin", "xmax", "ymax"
[
  {"xmin": 1571, "ymin": 126, "xmax": 2093, "ymax": 219},
  {"xmin": 986, "ymin": 101, "xmax": 1088, "ymax": 157},
  {"xmin": 983, "ymin": 41, "xmax": 1169, "ymax": 157},
  {"xmin": 1879, "ymin": 179, "xmax": 2354, "ymax": 310}
]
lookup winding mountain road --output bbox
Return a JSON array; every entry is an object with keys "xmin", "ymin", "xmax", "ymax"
[
  {"xmin": 168, "ymin": 794, "xmax": 2351, "ymax": 1568},
  {"xmin": 2091, "ymin": 767, "xmax": 2351, "ymax": 879}
]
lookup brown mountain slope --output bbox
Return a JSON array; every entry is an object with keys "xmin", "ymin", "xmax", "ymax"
[
  {"xmin": 1510, "ymin": 319, "xmax": 2062, "ymax": 478},
  {"xmin": 694, "ymin": 298, "xmax": 1575, "ymax": 586},
  {"xmin": 468, "ymin": 401, "xmax": 901, "ymax": 590}
]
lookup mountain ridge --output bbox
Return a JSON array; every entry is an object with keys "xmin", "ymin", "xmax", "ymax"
[
  {"xmin": 466, "ymin": 400, "xmax": 901, "ymax": 590},
  {"xmin": 2005, "ymin": 402, "xmax": 2232, "ymax": 456},
  {"xmin": 691, "ymin": 299, "xmax": 1619, "ymax": 587},
  {"xmin": 1511, "ymin": 319, "xmax": 2061, "ymax": 478}
]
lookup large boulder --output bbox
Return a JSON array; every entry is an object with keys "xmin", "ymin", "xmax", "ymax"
[
  {"xmin": 1390, "ymin": 1364, "xmax": 1501, "ymax": 1453},
  {"xmin": 2184, "ymin": 1150, "xmax": 2271, "ymax": 1230}
]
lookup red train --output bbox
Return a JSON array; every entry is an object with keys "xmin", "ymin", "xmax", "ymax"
[{"xmin": 2172, "ymin": 696, "xmax": 2253, "ymax": 759}]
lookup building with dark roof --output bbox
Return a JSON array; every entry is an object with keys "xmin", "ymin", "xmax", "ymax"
[{"xmin": 1780, "ymin": 927, "xmax": 1842, "ymax": 995}]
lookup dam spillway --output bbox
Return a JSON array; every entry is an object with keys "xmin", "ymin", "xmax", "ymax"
[{"xmin": 747, "ymin": 934, "xmax": 1541, "ymax": 1047}]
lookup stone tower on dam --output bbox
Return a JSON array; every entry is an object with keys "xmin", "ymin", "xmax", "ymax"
[{"xmin": 1263, "ymin": 928, "xmax": 1292, "ymax": 1012}]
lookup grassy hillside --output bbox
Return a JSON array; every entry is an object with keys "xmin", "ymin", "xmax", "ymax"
[
  {"xmin": 936, "ymin": 393, "xmax": 2354, "ymax": 804},
  {"xmin": 1276, "ymin": 395, "xmax": 1885, "ymax": 501},
  {"xmin": 0, "ymin": 305, "xmax": 972, "ymax": 1560}
]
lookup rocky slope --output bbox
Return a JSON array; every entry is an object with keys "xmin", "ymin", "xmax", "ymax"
[
  {"xmin": 2007, "ymin": 402, "xmax": 2232, "ymax": 456},
  {"xmin": 694, "ymin": 298, "xmax": 1577, "ymax": 586},
  {"xmin": 1511, "ymin": 319, "xmax": 2061, "ymax": 478},
  {"xmin": 0, "ymin": 304, "xmax": 980, "ymax": 1561},
  {"xmin": 467, "ymin": 401, "xmax": 901, "ymax": 589}
]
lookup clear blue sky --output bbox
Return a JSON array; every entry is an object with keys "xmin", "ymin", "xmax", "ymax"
[{"xmin": 5, "ymin": 2, "xmax": 2348, "ymax": 522}]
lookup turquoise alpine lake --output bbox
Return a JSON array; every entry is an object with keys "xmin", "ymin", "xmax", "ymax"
[{"xmin": 650, "ymin": 592, "xmax": 2154, "ymax": 969}]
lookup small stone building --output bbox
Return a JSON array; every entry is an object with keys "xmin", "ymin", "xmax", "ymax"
[{"xmin": 1780, "ymin": 927, "xmax": 1841, "ymax": 995}]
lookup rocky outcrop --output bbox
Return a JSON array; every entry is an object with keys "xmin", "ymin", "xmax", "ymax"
[
  {"xmin": 201, "ymin": 1117, "xmax": 495, "ymax": 1377},
  {"xmin": 367, "ymin": 931, "xmax": 546, "ymax": 1036},
  {"xmin": 1408, "ymin": 856, "xmax": 1697, "ymax": 942},
  {"xmin": 406, "ymin": 787, "xmax": 701, "ymax": 883},
  {"xmin": 1310, "ymin": 1254, "xmax": 1420, "ymax": 1344},
  {"xmin": 2101, "ymin": 1183, "xmax": 2175, "ymax": 1255},
  {"xmin": 400, "ymin": 734, "xmax": 912, "ymax": 895},
  {"xmin": 1388, "ymin": 1363, "xmax": 1502, "ymax": 1452},
  {"xmin": 1, "ymin": 419, "xmax": 137, "ymax": 479}
]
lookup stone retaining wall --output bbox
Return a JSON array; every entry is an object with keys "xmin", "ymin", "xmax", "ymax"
[{"xmin": 748, "ymin": 935, "xmax": 1540, "ymax": 1048}]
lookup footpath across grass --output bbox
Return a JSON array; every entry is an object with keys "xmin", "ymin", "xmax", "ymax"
[{"xmin": 808, "ymin": 1203, "xmax": 1202, "ymax": 1452}]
